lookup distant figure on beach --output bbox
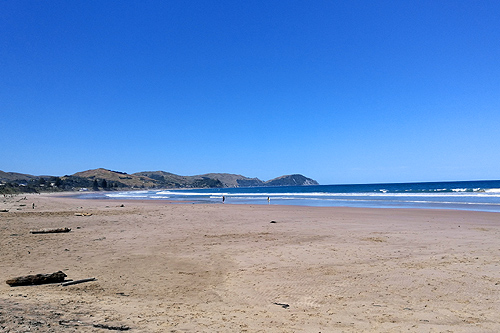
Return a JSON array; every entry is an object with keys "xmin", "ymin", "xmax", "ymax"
[
  {"xmin": 32, "ymin": 203, "xmax": 35, "ymax": 209},
  {"xmin": 222, "ymin": 196, "xmax": 225, "ymax": 204},
  {"xmin": 267, "ymin": 197, "xmax": 270, "ymax": 204}
]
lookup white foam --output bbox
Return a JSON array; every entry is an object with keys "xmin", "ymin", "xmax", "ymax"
[
  {"xmin": 106, "ymin": 193, "xmax": 149, "ymax": 198},
  {"xmin": 101, "ymin": 188, "xmax": 500, "ymax": 205},
  {"xmin": 140, "ymin": 190, "xmax": 500, "ymax": 199}
]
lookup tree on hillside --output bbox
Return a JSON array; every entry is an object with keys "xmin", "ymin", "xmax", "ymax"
[
  {"xmin": 55, "ymin": 177, "xmax": 62, "ymax": 187},
  {"xmin": 101, "ymin": 179, "xmax": 107, "ymax": 189},
  {"xmin": 92, "ymin": 179, "xmax": 99, "ymax": 191}
]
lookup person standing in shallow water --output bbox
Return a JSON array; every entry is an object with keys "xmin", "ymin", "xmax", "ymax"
[
  {"xmin": 267, "ymin": 197, "xmax": 270, "ymax": 204},
  {"xmin": 222, "ymin": 196, "xmax": 225, "ymax": 204}
]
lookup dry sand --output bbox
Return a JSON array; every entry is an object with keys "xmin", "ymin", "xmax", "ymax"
[{"xmin": 1, "ymin": 193, "xmax": 499, "ymax": 332}]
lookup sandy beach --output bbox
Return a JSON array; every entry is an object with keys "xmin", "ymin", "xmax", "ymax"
[{"xmin": 1, "ymin": 193, "xmax": 499, "ymax": 332}]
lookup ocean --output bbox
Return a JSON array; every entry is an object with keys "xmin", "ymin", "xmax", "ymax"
[{"xmin": 80, "ymin": 180, "xmax": 500, "ymax": 212}]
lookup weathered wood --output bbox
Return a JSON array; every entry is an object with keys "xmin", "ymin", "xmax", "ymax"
[
  {"xmin": 273, "ymin": 302, "xmax": 290, "ymax": 309},
  {"xmin": 74, "ymin": 212, "xmax": 92, "ymax": 216},
  {"xmin": 92, "ymin": 323, "xmax": 130, "ymax": 331},
  {"xmin": 6, "ymin": 271, "xmax": 67, "ymax": 286},
  {"xmin": 61, "ymin": 278, "xmax": 96, "ymax": 286},
  {"xmin": 30, "ymin": 227, "xmax": 71, "ymax": 234},
  {"xmin": 59, "ymin": 320, "xmax": 130, "ymax": 331},
  {"xmin": 59, "ymin": 320, "xmax": 129, "ymax": 331}
]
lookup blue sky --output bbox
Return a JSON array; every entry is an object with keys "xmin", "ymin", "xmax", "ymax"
[{"xmin": 1, "ymin": 1, "xmax": 499, "ymax": 185}]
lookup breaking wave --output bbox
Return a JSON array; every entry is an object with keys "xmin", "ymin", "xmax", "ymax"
[{"xmin": 77, "ymin": 180, "xmax": 500, "ymax": 212}]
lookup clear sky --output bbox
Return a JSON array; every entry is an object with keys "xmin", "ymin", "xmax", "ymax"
[{"xmin": 1, "ymin": 1, "xmax": 499, "ymax": 185}]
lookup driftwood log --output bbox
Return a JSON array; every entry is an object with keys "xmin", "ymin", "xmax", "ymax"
[
  {"xmin": 6, "ymin": 271, "xmax": 67, "ymax": 286},
  {"xmin": 93, "ymin": 323, "xmax": 130, "ymax": 331},
  {"xmin": 61, "ymin": 278, "xmax": 96, "ymax": 286},
  {"xmin": 30, "ymin": 227, "xmax": 71, "ymax": 234},
  {"xmin": 74, "ymin": 213, "xmax": 92, "ymax": 216},
  {"xmin": 59, "ymin": 320, "xmax": 130, "ymax": 331},
  {"xmin": 273, "ymin": 302, "xmax": 290, "ymax": 309}
]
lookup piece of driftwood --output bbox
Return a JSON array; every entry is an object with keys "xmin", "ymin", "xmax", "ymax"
[
  {"xmin": 30, "ymin": 227, "xmax": 71, "ymax": 234},
  {"xmin": 273, "ymin": 302, "xmax": 290, "ymax": 309},
  {"xmin": 74, "ymin": 212, "xmax": 92, "ymax": 216},
  {"xmin": 93, "ymin": 323, "xmax": 130, "ymax": 331},
  {"xmin": 6, "ymin": 271, "xmax": 67, "ymax": 286},
  {"xmin": 59, "ymin": 320, "xmax": 130, "ymax": 331},
  {"xmin": 61, "ymin": 278, "xmax": 96, "ymax": 286}
]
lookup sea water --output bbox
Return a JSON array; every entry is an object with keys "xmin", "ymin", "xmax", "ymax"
[{"xmin": 80, "ymin": 180, "xmax": 500, "ymax": 212}]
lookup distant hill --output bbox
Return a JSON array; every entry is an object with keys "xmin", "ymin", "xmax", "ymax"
[
  {"xmin": 194, "ymin": 173, "xmax": 264, "ymax": 187},
  {"xmin": 0, "ymin": 170, "xmax": 43, "ymax": 182},
  {"xmin": 264, "ymin": 174, "xmax": 319, "ymax": 186},
  {"xmin": 134, "ymin": 172, "xmax": 318, "ymax": 188},
  {"xmin": 1, "ymin": 168, "xmax": 319, "ymax": 193},
  {"xmin": 133, "ymin": 171, "xmax": 224, "ymax": 188},
  {"xmin": 133, "ymin": 171, "xmax": 263, "ymax": 188},
  {"xmin": 73, "ymin": 168, "xmax": 157, "ymax": 188}
]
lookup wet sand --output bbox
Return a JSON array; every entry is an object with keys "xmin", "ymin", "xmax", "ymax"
[{"xmin": 1, "ymin": 193, "xmax": 499, "ymax": 332}]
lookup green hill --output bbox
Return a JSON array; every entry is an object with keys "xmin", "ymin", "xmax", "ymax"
[{"xmin": 1, "ymin": 168, "xmax": 318, "ymax": 193}]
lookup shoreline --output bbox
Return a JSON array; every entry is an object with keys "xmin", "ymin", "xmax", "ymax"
[
  {"xmin": 25, "ymin": 191, "xmax": 500, "ymax": 214},
  {"xmin": 1, "ymin": 194, "xmax": 500, "ymax": 332},
  {"xmin": 6, "ymin": 179, "xmax": 500, "ymax": 213},
  {"xmin": 67, "ymin": 185, "xmax": 500, "ymax": 213},
  {"xmin": 58, "ymin": 191, "xmax": 500, "ymax": 213}
]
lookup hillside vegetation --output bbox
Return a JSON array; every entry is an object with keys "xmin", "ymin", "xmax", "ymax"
[{"xmin": 0, "ymin": 168, "xmax": 318, "ymax": 194}]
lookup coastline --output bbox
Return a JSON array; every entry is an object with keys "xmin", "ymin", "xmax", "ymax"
[
  {"xmin": 74, "ymin": 182, "xmax": 500, "ymax": 212},
  {"xmin": 1, "ymin": 193, "xmax": 499, "ymax": 332}
]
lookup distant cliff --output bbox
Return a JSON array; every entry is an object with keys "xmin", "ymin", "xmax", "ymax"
[
  {"xmin": 134, "ymin": 171, "xmax": 320, "ymax": 188},
  {"xmin": 264, "ymin": 174, "xmax": 319, "ymax": 187},
  {"xmin": 0, "ymin": 168, "xmax": 319, "ymax": 193},
  {"xmin": 133, "ymin": 171, "xmax": 224, "ymax": 188}
]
